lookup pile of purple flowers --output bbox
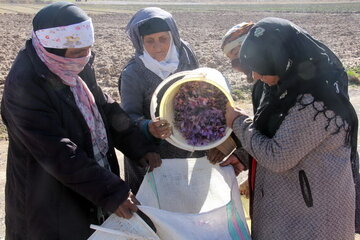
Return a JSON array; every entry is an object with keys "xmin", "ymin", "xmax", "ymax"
[{"xmin": 173, "ymin": 81, "xmax": 227, "ymax": 146}]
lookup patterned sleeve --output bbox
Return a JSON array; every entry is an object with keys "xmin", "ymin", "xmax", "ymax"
[{"xmin": 232, "ymin": 95, "xmax": 338, "ymax": 172}]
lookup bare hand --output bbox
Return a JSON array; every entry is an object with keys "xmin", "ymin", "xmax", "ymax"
[
  {"xmin": 239, "ymin": 179, "xmax": 250, "ymax": 199},
  {"xmin": 225, "ymin": 104, "xmax": 248, "ymax": 128},
  {"xmin": 114, "ymin": 192, "xmax": 140, "ymax": 219},
  {"xmin": 139, "ymin": 152, "xmax": 162, "ymax": 172},
  {"xmin": 148, "ymin": 117, "xmax": 172, "ymax": 139},
  {"xmin": 207, "ymin": 148, "xmax": 226, "ymax": 164},
  {"xmin": 220, "ymin": 154, "xmax": 246, "ymax": 176}
]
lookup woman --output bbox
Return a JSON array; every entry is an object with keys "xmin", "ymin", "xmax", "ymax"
[
  {"xmin": 226, "ymin": 17, "xmax": 359, "ymax": 239},
  {"xmin": 209, "ymin": 21, "xmax": 258, "ymax": 180},
  {"xmin": 1, "ymin": 2, "xmax": 161, "ymax": 239},
  {"xmin": 119, "ymin": 7, "xmax": 205, "ymax": 193},
  {"xmin": 209, "ymin": 22, "xmax": 261, "ymax": 208}
]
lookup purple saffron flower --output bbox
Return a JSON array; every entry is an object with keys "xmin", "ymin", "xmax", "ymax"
[{"xmin": 173, "ymin": 81, "xmax": 228, "ymax": 146}]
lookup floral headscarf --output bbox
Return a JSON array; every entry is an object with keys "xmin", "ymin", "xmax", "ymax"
[{"xmin": 32, "ymin": 2, "xmax": 109, "ymax": 159}]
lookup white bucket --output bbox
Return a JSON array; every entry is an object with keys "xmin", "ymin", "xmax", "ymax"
[{"xmin": 150, "ymin": 67, "xmax": 235, "ymax": 152}]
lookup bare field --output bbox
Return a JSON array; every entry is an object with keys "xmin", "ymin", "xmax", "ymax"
[
  {"xmin": 1, "ymin": 6, "xmax": 360, "ymax": 101},
  {"xmin": 0, "ymin": 3, "xmax": 360, "ymax": 239}
]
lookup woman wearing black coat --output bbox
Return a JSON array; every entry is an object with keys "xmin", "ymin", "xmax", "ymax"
[{"xmin": 1, "ymin": 2, "xmax": 161, "ymax": 239}]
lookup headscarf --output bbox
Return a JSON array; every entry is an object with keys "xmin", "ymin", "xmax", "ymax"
[
  {"xmin": 221, "ymin": 22, "xmax": 254, "ymax": 55},
  {"xmin": 32, "ymin": 2, "xmax": 109, "ymax": 162},
  {"xmin": 138, "ymin": 17, "xmax": 170, "ymax": 36},
  {"xmin": 239, "ymin": 17, "xmax": 359, "ymax": 179},
  {"xmin": 221, "ymin": 22, "xmax": 254, "ymax": 82},
  {"xmin": 126, "ymin": 7, "xmax": 182, "ymax": 54},
  {"xmin": 126, "ymin": 8, "xmax": 180, "ymax": 79},
  {"xmin": 33, "ymin": 1, "xmax": 94, "ymax": 56},
  {"xmin": 139, "ymin": 33, "xmax": 179, "ymax": 79}
]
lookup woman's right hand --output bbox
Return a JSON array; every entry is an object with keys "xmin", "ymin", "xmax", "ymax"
[
  {"xmin": 114, "ymin": 192, "xmax": 140, "ymax": 219},
  {"xmin": 225, "ymin": 104, "xmax": 248, "ymax": 128},
  {"xmin": 148, "ymin": 117, "xmax": 172, "ymax": 139}
]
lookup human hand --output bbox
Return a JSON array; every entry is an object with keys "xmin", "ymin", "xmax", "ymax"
[
  {"xmin": 148, "ymin": 117, "xmax": 172, "ymax": 139},
  {"xmin": 239, "ymin": 179, "xmax": 250, "ymax": 199},
  {"xmin": 225, "ymin": 104, "xmax": 248, "ymax": 128},
  {"xmin": 207, "ymin": 148, "xmax": 226, "ymax": 164},
  {"xmin": 139, "ymin": 152, "xmax": 162, "ymax": 172},
  {"xmin": 220, "ymin": 154, "xmax": 246, "ymax": 176},
  {"xmin": 114, "ymin": 192, "xmax": 140, "ymax": 219}
]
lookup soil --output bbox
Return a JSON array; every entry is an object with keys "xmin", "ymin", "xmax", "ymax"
[{"xmin": 0, "ymin": 9, "xmax": 359, "ymax": 239}]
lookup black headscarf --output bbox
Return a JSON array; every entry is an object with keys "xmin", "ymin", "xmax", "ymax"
[
  {"xmin": 32, "ymin": 2, "xmax": 90, "ymax": 56},
  {"xmin": 240, "ymin": 17, "xmax": 358, "ymax": 179},
  {"xmin": 138, "ymin": 17, "xmax": 170, "ymax": 36}
]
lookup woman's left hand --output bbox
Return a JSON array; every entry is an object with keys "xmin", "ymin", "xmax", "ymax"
[
  {"xmin": 139, "ymin": 152, "xmax": 162, "ymax": 172},
  {"xmin": 225, "ymin": 104, "xmax": 248, "ymax": 128}
]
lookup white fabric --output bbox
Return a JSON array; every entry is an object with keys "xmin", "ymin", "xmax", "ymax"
[
  {"xmin": 137, "ymin": 157, "xmax": 251, "ymax": 240},
  {"xmin": 35, "ymin": 19, "xmax": 94, "ymax": 49},
  {"xmin": 88, "ymin": 157, "xmax": 251, "ymax": 240},
  {"xmin": 222, "ymin": 35, "xmax": 246, "ymax": 55},
  {"xmin": 88, "ymin": 213, "xmax": 160, "ymax": 240},
  {"xmin": 139, "ymin": 33, "xmax": 179, "ymax": 79}
]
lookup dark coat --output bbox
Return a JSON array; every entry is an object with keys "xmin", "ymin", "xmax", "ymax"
[
  {"xmin": 1, "ymin": 40, "xmax": 157, "ymax": 240},
  {"xmin": 118, "ymin": 41, "xmax": 205, "ymax": 194}
]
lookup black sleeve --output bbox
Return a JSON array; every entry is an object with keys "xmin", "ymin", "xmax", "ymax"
[
  {"xmin": 2, "ymin": 64, "xmax": 130, "ymax": 212},
  {"xmin": 85, "ymin": 64, "xmax": 158, "ymax": 161},
  {"xmin": 102, "ymin": 100, "xmax": 159, "ymax": 161}
]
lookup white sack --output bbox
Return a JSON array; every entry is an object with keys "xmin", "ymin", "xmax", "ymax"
[{"xmin": 137, "ymin": 156, "xmax": 251, "ymax": 240}]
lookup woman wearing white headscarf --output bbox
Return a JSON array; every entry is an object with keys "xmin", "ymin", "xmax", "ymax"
[
  {"xmin": 119, "ymin": 7, "xmax": 205, "ymax": 193},
  {"xmin": 1, "ymin": 2, "xmax": 161, "ymax": 239}
]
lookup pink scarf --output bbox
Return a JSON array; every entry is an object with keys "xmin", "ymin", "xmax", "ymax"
[{"xmin": 32, "ymin": 32, "xmax": 108, "ymax": 156}]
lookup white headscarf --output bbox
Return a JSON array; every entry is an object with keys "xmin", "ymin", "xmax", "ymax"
[
  {"xmin": 35, "ymin": 18, "xmax": 94, "ymax": 49},
  {"xmin": 139, "ymin": 33, "xmax": 179, "ymax": 79}
]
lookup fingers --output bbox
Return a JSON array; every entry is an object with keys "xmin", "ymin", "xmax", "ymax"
[
  {"xmin": 239, "ymin": 180, "xmax": 250, "ymax": 199},
  {"xmin": 115, "ymin": 193, "xmax": 139, "ymax": 219},
  {"xmin": 115, "ymin": 202, "xmax": 138, "ymax": 219},
  {"xmin": 220, "ymin": 154, "xmax": 245, "ymax": 176},
  {"xmin": 115, "ymin": 207, "xmax": 132, "ymax": 219},
  {"xmin": 157, "ymin": 120, "xmax": 171, "ymax": 139},
  {"xmin": 158, "ymin": 126, "xmax": 172, "ymax": 139},
  {"xmin": 149, "ymin": 119, "xmax": 172, "ymax": 139},
  {"xmin": 138, "ymin": 158, "xmax": 148, "ymax": 168},
  {"xmin": 219, "ymin": 154, "xmax": 234, "ymax": 167},
  {"xmin": 140, "ymin": 152, "xmax": 162, "ymax": 172},
  {"xmin": 234, "ymin": 106, "xmax": 248, "ymax": 116},
  {"xmin": 225, "ymin": 104, "xmax": 249, "ymax": 128},
  {"xmin": 148, "ymin": 155, "xmax": 162, "ymax": 172}
]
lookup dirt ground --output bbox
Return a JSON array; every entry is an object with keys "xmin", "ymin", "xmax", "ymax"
[
  {"xmin": 0, "ymin": 8, "xmax": 360, "ymax": 239},
  {"xmin": 1, "ymin": 10, "xmax": 360, "ymax": 99}
]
